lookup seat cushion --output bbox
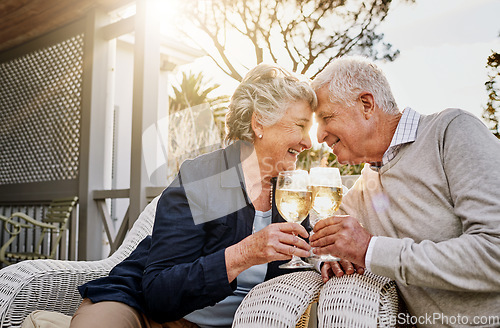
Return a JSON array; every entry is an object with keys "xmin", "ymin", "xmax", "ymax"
[{"xmin": 21, "ymin": 310, "xmax": 71, "ymax": 328}]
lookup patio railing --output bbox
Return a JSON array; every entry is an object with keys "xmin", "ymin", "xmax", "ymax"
[
  {"xmin": 0, "ymin": 201, "xmax": 78, "ymax": 267},
  {"xmin": 0, "ymin": 175, "xmax": 360, "ymax": 266}
]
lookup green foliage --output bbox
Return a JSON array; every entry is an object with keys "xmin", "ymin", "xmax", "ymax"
[
  {"xmin": 483, "ymin": 38, "xmax": 500, "ymax": 139},
  {"xmin": 169, "ymin": 71, "xmax": 228, "ymax": 111},
  {"xmin": 297, "ymin": 144, "xmax": 364, "ymax": 176},
  {"xmin": 169, "ymin": 71, "xmax": 230, "ymax": 135}
]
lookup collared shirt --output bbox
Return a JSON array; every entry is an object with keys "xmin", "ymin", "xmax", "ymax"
[
  {"xmin": 371, "ymin": 107, "xmax": 421, "ymax": 170},
  {"xmin": 365, "ymin": 108, "xmax": 420, "ymax": 271}
]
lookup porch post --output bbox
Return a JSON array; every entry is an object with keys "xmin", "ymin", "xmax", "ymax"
[
  {"xmin": 129, "ymin": 0, "xmax": 161, "ymax": 227},
  {"xmin": 79, "ymin": 9, "xmax": 111, "ymax": 260}
]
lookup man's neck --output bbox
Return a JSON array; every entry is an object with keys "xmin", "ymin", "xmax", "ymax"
[{"xmin": 366, "ymin": 109, "xmax": 402, "ymax": 165}]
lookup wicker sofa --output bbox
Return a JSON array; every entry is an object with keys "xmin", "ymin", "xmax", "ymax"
[
  {"xmin": 0, "ymin": 195, "xmax": 405, "ymax": 328},
  {"xmin": 0, "ymin": 196, "xmax": 158, "ymax": 327}
]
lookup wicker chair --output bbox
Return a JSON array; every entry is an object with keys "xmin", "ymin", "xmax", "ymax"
[
  {"xmin": 233, "ymin": 270, "xmax": 407, "ymax": 328},
  {"xmin": 0, "ymin": 196, "xmax": 159, "ymax": 327},
  {"xmin": 0, "ymin": 197, "xmax": 79, "ymax": 266},
  {"xmin": 0, "ymin": 194, "xmax": 406, "ymax": 328},
  {"xmin": 233, "ymin": 271, "xmax": 323, "ymax": 328}
]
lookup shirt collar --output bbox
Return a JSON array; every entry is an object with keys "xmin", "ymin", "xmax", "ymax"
[
  {"xmin": 388, "ymin": 107, "xmax": 420, "ymax": 149},
  {"xmin": 371, "ymin": 107, "xmax": 421, "ymax": 170}
]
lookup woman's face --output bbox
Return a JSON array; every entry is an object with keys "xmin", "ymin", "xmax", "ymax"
[{"xmin": 254, "ymin": 100, "xmax": 313, "ymax": 176}]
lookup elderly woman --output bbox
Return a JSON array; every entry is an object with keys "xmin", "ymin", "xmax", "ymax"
[{"xmin": 69, "ymin": 63, "xmax": 317, "ymax": 328}]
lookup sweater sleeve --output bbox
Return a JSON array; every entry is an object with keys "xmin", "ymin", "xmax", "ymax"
[
  {"xmin": 141, "ymin": 173, "xmax": 235, "ymax": 323},
  {"xmin": 371, "ymin": 112, "xmax": 500, "ymax": 292}
]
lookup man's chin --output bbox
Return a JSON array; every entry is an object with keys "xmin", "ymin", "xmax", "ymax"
[
  {"xmin": 334, "ymin": 153, "xmax": 351, "ymax": 165},
  {"xmin": 337, "ymin": 157, "xmax": 363, "ymax": 166},
  {"xmin": 337, "ymin": 159, "xmax": 349, "ymax": 165}
]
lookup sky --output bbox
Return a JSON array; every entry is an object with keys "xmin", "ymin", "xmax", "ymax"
[
  {"xmin": 174, "ymin": 0, "xmax": 500, "ymax": 122},
  {"xmin": 377, "ymin": 0, "xmax": 500, "ymax": 119}
]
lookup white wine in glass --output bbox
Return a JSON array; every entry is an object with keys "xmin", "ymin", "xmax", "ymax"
[
  {"xmin": 309, "ymin": 167, "xmax": 344, "ymax": 261},
  {"xmin": 275, "ymin": 170, "xmax": 314, "ymax": 269}
]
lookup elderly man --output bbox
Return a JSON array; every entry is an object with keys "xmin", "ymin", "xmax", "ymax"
[{"xmin": 309, "ymin": 56, "xmax": 500, "ymax": 326}]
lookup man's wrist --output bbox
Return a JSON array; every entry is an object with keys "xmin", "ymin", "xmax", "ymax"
[{"xmin": 364, "ymin": 236, "xmax": 378, "ymax": 272}]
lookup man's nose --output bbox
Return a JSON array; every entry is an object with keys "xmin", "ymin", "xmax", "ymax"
[{"xmin": 316, "ymin": 123, "xmax": 327, "ymax": 143}]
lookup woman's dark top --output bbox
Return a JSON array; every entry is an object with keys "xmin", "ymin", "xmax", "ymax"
[{"xmin": 78, "ymin": 141, "xmax": 310, "ymax": 323}]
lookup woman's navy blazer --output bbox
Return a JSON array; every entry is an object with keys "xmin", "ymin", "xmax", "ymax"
[{"xmin": 78, "ymin": 141, "xmax": 310, "ymax": 323}]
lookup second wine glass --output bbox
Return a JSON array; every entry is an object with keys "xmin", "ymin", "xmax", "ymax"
[
  {"xmin": 309, "ymin": 167, "xmax": 344, "ymax": 261},
  {"xmin": 275, "ymin": 170, "xmax": 314, "ymax": 269}
]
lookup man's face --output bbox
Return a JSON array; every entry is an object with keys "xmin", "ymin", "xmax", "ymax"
[{"xmin": 315, "ymin": 86, "xmax": 372, "ymax": 165}]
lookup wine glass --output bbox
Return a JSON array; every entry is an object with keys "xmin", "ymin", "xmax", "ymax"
[
  {"xmin": 275, "ymin": 170, "xmax": 314, "ymax": 269},
  {"xmin": 308, "ymin": 167, "xmax": 344, "ymax": 261}
]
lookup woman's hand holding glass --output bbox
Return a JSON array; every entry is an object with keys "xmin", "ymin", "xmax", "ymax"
[
  {"xmin": 225, "ymin": 222, "xmax": 311, "ymax": 281},
  {"xmin": 226, "ymin": 170, "xmax": 314, "ymax": 279}
]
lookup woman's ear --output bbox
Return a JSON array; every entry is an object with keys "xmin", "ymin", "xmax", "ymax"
[
  {"xmin": 359, "ymin": 92, "xmax": 375, "ymax": 120},
  {"xmin": 251, "ymin": 112, "xmax": 264, "ymax": 138}
]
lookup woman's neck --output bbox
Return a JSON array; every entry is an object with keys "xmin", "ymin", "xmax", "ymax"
[{"xmin": 240, "ymin": 143, "xmax": 273, "ymax": 211}]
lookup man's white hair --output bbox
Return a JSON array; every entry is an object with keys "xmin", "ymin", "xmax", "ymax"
[{"xmin": 312, "ymin": 56, "xmax": 399, "ymax": 114}]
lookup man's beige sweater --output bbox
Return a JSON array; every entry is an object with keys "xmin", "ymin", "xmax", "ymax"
[{"xmin": 341, "ymin": 108, "xmax": 500, "ymax": 327}]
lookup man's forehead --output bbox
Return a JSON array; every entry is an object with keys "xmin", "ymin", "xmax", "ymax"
[
  {"xmin": 315, "ymin": 107, "xmax": 332, "ymax": 116},
  {"xmin": 315, "ymin": 86, "xmax": 331, "ymax": 103}
]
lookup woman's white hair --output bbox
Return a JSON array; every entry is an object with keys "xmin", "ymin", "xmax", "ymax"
[
  {"xmin": 311, "ymin": 56, "xmax": 399, "ymax": 114},
  {"xmin": 225, "ymin": 63, "xmax": 317, "ymax": 143}
]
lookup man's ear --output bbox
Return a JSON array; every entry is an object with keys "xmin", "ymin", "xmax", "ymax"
[
  {"xmin": 359, "ymin": 92, "xmax": 375, "ymax": 120},
  {"xmin": 251, "ymin": 112, "xmax": 264, "ymax": 138}
]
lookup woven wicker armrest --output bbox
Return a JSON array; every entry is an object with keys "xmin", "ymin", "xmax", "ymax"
[
  {"xmin": 233, "ymin": 271, "xmax": 324, "ymax": 328},
  {"xmin": 0, "ymin": 258, "xmax": 117, "ymax": 327},
  {"xmin": 317, "ymin": 271, "xmax": 401, "ymax": 327},
  {"xmin": 0, "ymin": 196, "xmax": 159, "ymax": 328}
]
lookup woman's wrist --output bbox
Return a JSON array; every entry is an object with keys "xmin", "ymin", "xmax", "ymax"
[{"xmin": 225, "ymin": 242, "xmax": 252, "ymax": 283}]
